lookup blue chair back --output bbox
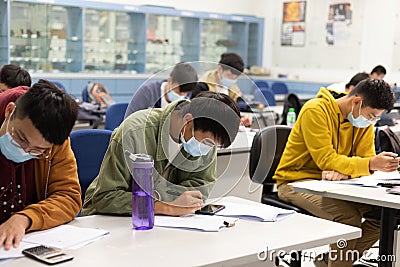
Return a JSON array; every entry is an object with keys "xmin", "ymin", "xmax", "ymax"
[
  {"xmin": 50, "ymin": 81, "xmax": 67, "ymax": 93},
  {"xmin": 254, "ymin": 80, "xmax": 269, "ymax": 90},
  {"xmin": 254, "ymin": 88, "xmax": 276, "ymax": 106},
  {"xmin": 271, "ymin": 82, "xmax": 289, "ymax": 94},
  {"xmin": 104, "ymin": 103, "xmax": 129, "ymax": 131},
  {"xmin": 82, "ymin": 85, "xmax": 89, "ymax": 102},
  {"xmin": 70, "ymin": 129, "xmax": 112, "ymax": 201}
]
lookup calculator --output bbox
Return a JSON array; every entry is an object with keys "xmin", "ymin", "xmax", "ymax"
[{"xmin": 22, "ymin": 245, "xmax": 74, "ymax": 265}]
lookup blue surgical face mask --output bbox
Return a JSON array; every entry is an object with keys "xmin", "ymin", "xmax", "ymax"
[
  {"xmin": 180, "ymin": 126, "xmax": 213, "ymax": 157},
  {"xmin": 347, "ymin": 101, "xmax": 372, "ymax": 128},
  {"xmin": 0, "ymin": 109, "xmax": 35, "ymax": 163},
  {"xmin": 220, "ymin": 77, "xmax": 237, "ymax": 88},
  {"xmin": 167, "ymin": 90, "xmax": 185, "ymax": 103}
]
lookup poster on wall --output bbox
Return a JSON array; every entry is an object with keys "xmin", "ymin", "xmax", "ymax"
[
  {"xmin": 325, "ymin": 2, "xmax": 352, "ymax": 46},
  {"xmin": 281, "ymin": 1, "xmax": 306, "ymax": 47}
]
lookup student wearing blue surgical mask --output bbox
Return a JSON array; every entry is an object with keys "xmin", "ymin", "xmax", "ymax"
[
  {"xmin": 201, "ymin": 53, "xmax": 252, "ymax": 127},
  {"xmin": 274, "ymin": 79, "xmax": 397, "ymax": 267},
  {"xmin": 0, "ymin": 80, "xmax": 80, "ymax": 251},
  {"xmin": 83, "ymin": 91, "xmax": 241, "ymax": 217},
  {"xmin": 124, "ymin": 62, "xmax": 198, "ymax": 119}
]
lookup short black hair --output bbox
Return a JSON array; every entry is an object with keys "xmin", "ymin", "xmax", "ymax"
[
  {"xmin": 179, "ymin": 91, "xmax": 240, "ymax": 148},
  {"xmin": 0, "ymin": 64, "xmax": 31, "ymax": 89},
  {"xmin": 371, "ymin": 65, "xmax": 386, "ymax": 75},
  {"xmin": 170, "ymin": 62, "xmax": 198, "ymax": 93},
  {"xmin": 345, "ymin": 72, "xmax": 369, "ymax": 89},
  {"xmin": 219, "ymin": 53, "xmax": 244, "ymax": 76},
  {"xmin": 349, "ymin": 79, "xmax": 394, "ymax": 111},
  {"xmin": 190, "ymin": 82, "xmax": 209, "ymax": 99},
  {"xmin": 14, "ymin": 79, "xmax": 78, "ymax": 145}
]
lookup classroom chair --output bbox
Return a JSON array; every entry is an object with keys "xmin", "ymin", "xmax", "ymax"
[
  {"xmin": 104, "ymin": 102, "xmax": 129, "ymax": 131},
  {"xmin": 253, "ymin": 87, "xmax": 276, "ymax": 106},
  {"xmin": 253, "ymin": 80, "xmax": 269, "ymax": 90},
  {"xmin": 49, "ymin": 81, "xmax": 67, "ymax": 93},
  {"xmin": 250, "ymin": 125, "xmax": 309, "ymax": 267},
  {"xmin": 70, "ymin": 129, "xmax": 112, "ymax": 202},
  {"xmin": 271, "ymin": 81, "xmax": 289, "ymax": 95}
]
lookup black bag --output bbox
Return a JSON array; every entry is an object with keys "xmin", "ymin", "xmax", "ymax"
[{"xmin": 374, "ymin": 126, "xmax": 400, "ymax": 154}]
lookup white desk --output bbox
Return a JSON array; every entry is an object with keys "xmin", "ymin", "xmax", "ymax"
[
  {"xmin": 8, "ymin": 197, "xmax": 361, "ymax": 267},
  {"xmin": 292, "ymin": 180, "xmax": 400, "ymax": 267}
]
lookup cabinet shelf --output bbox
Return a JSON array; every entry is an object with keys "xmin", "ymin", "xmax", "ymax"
[{"xmin": 1, "ymin": 0, "xmax": 263, "ymax": 73}]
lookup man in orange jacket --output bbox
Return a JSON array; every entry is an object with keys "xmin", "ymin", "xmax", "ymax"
[{"xmin": 0, "ymin": 80, "xmax": 81, "ymax": 250}]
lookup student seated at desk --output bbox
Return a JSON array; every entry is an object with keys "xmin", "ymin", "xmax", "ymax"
[
  {"xmin": 0, "ymin": 80, "xmax": 81, "ymax": 250},
  {"xmin": 124, "ymin": 62, "xmax": 198, "ymax": 119},
  {"xmin": 200, "ymin": 53, "xmax": 252, "ymax": 126},
  {"xmin": 273, "ymin": 79, "xmax": 397, "ymax": 267},
  {"xmin": 0, "ymin": 64, "xmax": 31, "ymax": 93},
  {"xmin": 83, "ymin": 92, "xmax": 241, "ymax": 216}
]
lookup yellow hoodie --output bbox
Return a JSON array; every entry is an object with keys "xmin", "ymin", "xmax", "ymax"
[{"xmin": 274, "ymin": 88, "xmax": 375, "ymax": 186}]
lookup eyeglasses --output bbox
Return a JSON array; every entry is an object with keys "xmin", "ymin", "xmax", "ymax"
[
  {"xmin": 10, "ymin": 126, "xmax": 47, "ymax": 158},
  {"xmin": 201, "ymin": 138, "xmax": 223, "ymax": 149}
]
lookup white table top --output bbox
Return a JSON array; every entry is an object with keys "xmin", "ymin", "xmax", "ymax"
[
  {"xmin": 292, "ymin": 180, "xmax": 400, "ymax": 209},
  {"xmin": 218, "ymin": 130, "xmax": 256, "ymax": 154},
  {"xmin": 8, "ymin": 197, "xmax": 361, "ymax": 267}
]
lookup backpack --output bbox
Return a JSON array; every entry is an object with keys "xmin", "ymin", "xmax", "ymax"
[
  {"xmin": 85, "ymin": 82, "xmax": 115, "ymax": 109},
  {"xmin": 374, "ymin": 126, "xmax": 400, "ymax": 155}
]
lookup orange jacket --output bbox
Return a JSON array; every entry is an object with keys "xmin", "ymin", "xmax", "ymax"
[{"xmin": 16, "ymin": 138, "xmax": 82, "ymax": 231}]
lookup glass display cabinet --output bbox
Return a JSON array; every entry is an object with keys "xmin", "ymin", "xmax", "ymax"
[{"xmin": 1, "ymin": 0, "xmax": 263, "ymax": 74}]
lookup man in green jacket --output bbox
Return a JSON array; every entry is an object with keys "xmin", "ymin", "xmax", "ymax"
[
  {"xmin": 274, "ymin": 79, "xmax": 397, "ymax": 267},
  {"xmin": 83, "ymin": 91, "xmax": 241, "ymax": 216}
]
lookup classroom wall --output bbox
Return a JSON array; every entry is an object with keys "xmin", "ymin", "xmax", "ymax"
[{"xmin": 84, "ymin": 0, "xmax": 400, "ymax": 85}]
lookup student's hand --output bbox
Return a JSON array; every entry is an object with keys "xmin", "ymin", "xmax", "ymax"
[
  {"xmin": 0, "ymin": 214, "xmax": 30, "ymax": 250},
  {"xmin": 322, "ymin": 170, "xmax": 349, "ymax": 181},
  {"xmin": 154, "ymin": 191, "xmax": 203, "ymax": 216},
  {"xmin": 369, "ymin": 152, "xmax": 399, "ymax": 172},
  {"xmin": 240, "ymin": 116, "xmax": 252, "ymax": 127}
]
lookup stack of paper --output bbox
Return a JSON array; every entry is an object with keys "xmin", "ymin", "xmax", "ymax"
[
  {"xmin": 215, "ymin": 202, "xmax": 296, "ymax": 221},
  {"xmin": 23, "ymin": 225, "xmax": 109, "ymax": 249},
  {"xmin": 0, "ymin": 225, "xmax": 109, "ymax": 260},
  {"xmin": 155, "ymin": 215, "xmax": 237, "ymax": 232}
]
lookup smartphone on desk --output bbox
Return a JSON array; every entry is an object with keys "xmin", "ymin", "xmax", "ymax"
[
  {"xmin": 22, "ymin": 245, "xmax": 74, "ymax": 265},
  {"xmin": 195, "ymin": 204, "xmax": 225, "ymax": 215}
]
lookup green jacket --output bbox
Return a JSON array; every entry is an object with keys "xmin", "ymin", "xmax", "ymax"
[{"xmin": 82, "ymin": 100, "xmax": 217, "ymax": 215}]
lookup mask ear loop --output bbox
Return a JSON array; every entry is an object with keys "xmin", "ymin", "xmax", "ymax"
[{"xmin": 5, "ymin": 106, "xmax": 16, "ymax": 134}]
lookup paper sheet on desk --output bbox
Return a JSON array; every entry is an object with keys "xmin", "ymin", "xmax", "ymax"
[
  {"xmin": 155, "ymin": 215, "xmax": 237, "ymax": 232},
  {"xmin": 215, "ymin": 202, "xmax": 296, "ymax": 222},
  {"xmin": 23, "ymin": 225, "xmax": 109, "ymax": 250},
  {"xmin": 0, "ymin": 241, "xmax": 37, "ymax": 259},
  {"xmin": 338, "ymin": 171, "xmax": 400, "ymax": 187}
]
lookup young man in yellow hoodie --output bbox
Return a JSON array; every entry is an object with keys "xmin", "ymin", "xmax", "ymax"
[{"xmin": 274, "ymin": 79, "xmax": 397, "ymax": 267}]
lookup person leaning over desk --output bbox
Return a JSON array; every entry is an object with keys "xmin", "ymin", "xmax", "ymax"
[
  {"xmin": 83, "ymin": 91, "xmax": 241, "ymax": 216},
  {"xmin": 0, "ymin": 80, "xmax": 81, "ymax": 250},
  {"xmin": 274, "ymin": 79, "xmax": 397, "ymax": 267}
]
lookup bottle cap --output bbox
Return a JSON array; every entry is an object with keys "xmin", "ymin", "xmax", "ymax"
[{"xmin": 289, "ymin": 108, "xmax": 295, "ymax": 112}]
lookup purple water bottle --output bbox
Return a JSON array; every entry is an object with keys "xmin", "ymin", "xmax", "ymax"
[{"xmin": 129, "ymin": 153, "xmax": 154, "ymax": 230}]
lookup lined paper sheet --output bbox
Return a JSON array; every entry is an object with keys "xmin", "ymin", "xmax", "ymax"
[
  {"xmin": 23, "ymin": 225, "xmax": 109, "ymax": 250},
  {"xmin": 216, "ymin": 202, "xmax": 295, "ymax": 222},
  {"xmin": 155, "ymin": 215, "xmax": 237, "ymax": 232}
]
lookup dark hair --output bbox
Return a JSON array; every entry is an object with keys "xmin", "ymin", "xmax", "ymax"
[
  {"xmin": 179, "ymin": 91, "xmax": 240, "ymax": 148},
  {"xmin": 219, "ymin": 53, "xmax": 244, "ymax": 76},
  {"xmin": 349, "ymin": 79, "xmax": 394, "ymax": 111},
  {"xmin": 345, "ymin": 72, "xmax": 369, "ymax": 89},
  {"xmin": 371, "ymin": 65, "xmax": 386, "ymax": 75},
  {"xmin": 0, "ymin": 64, "xmax": 31, "ymax": 89},
  {"xmin": 170, "ymin": 62, "xmax": 198, "ymax": 93},
  {"xmin": 14, "ymin": 79, "xmax": 78, "ymax": 145},
  {"xmin": 190, "ymin": 82, "xmax": 209, "ymax": 99}
]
